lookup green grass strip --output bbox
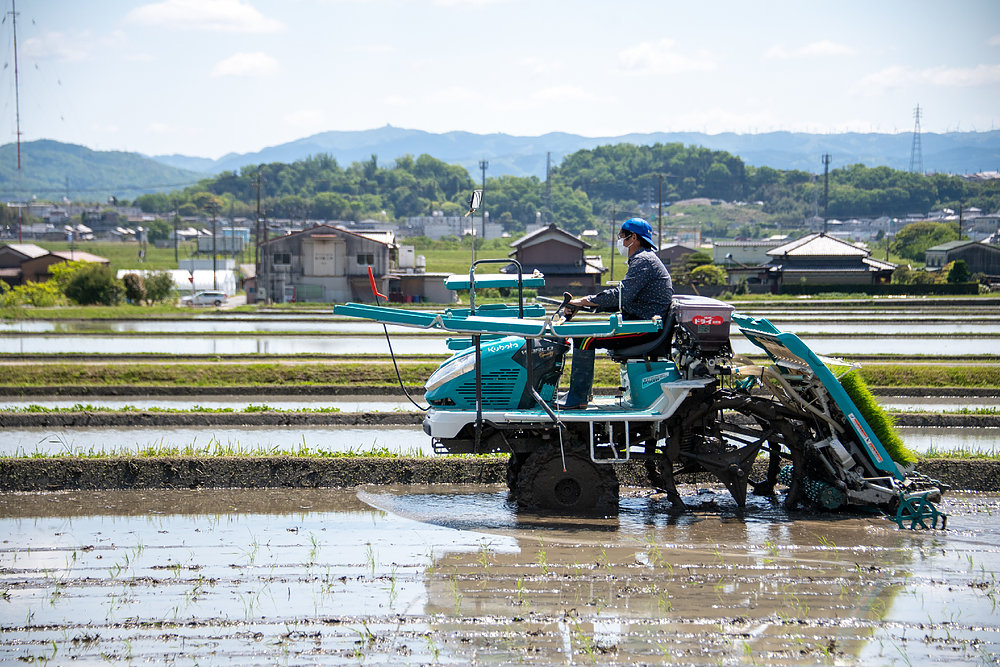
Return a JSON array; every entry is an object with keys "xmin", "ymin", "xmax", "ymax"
[{"xmin": 840, "ymin": 369, "xmax": 917, "ymax": 466}]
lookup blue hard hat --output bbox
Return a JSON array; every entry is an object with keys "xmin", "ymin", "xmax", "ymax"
[{"xmin": 620, "ymin": 218, "xmax": 657, "ymax": 250}]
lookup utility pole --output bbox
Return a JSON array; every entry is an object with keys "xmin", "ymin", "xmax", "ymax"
[
  {"xmin": 171, "ymin": 197, "xmax": 180, "ymax": 263},
  {"xmin": 10, "ymin": 0, "xmax": 23, "ymax": 242},
  {"xmin": 206, "ymin": 200, "xmax": 221, "ymax": 290},
  {"xmin": 252, "ymin": 170, "xmax": 264, "ymax": 295},
  {"xmin": 262, "ymin": 204, "xmax": 270, "ymax": 305},
  {"xmin": 610, "ymin": 205, "xmax": 616, "ymax": 281},
  {"xmin": 544, "ymin": 152, "xmax": 553, "ymax": 223},
  {"xmin": 477, "ymin": 160, "xmax": 488, "ymax": 265},
  {"xmin": 822, "ymin": 154, "xmax": 831, "ymax": 234},
  {"xmin": 657, "ymin": 174, "xmax": 663, "ymax": 249},
  {"xmin": 958, "ymin": 202, "xmax": 963, "ymax": 240}
]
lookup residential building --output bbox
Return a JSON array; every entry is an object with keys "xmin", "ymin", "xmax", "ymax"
[
  {"xmin": 656, "ymin": 243, "xmax": 698, "ymax": 270},
  {"xmin": 504, "ymin": 223, "xmax": 607, "ymax": 296},
  {"xmin": 925, "ymin": 240, "xmax": 1000, "ymax": 276},
  {"xmin": 727, "ymin": 233, "xmax": 895, "ymax": 289},
  {"xmin": 257, "ymin": 224, "xmax": 393, "ymax": 303},
  {"xmin": 0, "ymin": 243, "xmax": 109, "ymax": 286},
  {"xmin": 712, "ymin": 239, "xmax": 784, "ymax": 267}
]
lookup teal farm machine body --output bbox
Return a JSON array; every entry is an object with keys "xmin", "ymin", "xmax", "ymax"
[{"xmin": 334, "ymin": 264, "xmax": 945, "ymax": 529}]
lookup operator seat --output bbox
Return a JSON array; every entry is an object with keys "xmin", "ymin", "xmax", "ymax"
[{"xmin": 608, "ymin": 303, "xmax": 676, "ymax": 364}]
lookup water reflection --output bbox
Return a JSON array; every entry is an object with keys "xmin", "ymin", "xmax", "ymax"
[
  {"xmin": 0, "ymin": 334, "xmax": 996, "ymax": 355},
  {"xmin": 1, "ymin": 424, "xmax": 989, "ymax": 457},
  {"xmin": 0, "ymin": 486, "xmax": 995, "ymax": 666}
]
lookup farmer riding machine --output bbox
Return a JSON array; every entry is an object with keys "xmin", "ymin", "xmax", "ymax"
[{"xmin": 333, "ymin": 202, "xmax": 946, "ymax": 529}]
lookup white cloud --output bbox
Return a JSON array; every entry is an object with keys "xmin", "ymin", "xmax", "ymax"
[
  {"xmin": 433, "ymin": 0, "xmax": 511, "ymax": 6},
  {"xmin": 126, "ymin": 0, "xmax": 284, "ymax": 33},
  {"xmin": 519, "ymin": 56, "xmax": 561, "ymax": 76},
  {"xmin": 344, "ymin": 44, "xmax": 395, "ymax": 54},
  {"xmin": 210, "ymin": 52, "xmax": 280, "ymax": 77},
  {"xmin": 766, "ymin": 40, "xmax": 856, "ymax": 60},
  {"xmin": 530, "ymin": 86, "xmax": 593, "ymax": 103},
  {"xmin": 283, "ymin": 109, "xmax": 326, "ymax": 129},
  {"xmin": 147, "ymin": 122, "xmax": 175, "ymax": 134},
  {"xmin": 22, "ymin": 32, "xmax": 91, "ymax": 62},
  {"xmin": 618, "ymin": 39, "xmax": 716, "ymax": 75},
  {"xmin": 989, "ymin": 34, "xmax": 1000, "ymax": 46},
  {"xmin": 854, "ymin": 63, "xmax": 1000, "ymax": 95}
]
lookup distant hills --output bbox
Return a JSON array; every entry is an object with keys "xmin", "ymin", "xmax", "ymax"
[
  {"xmin": 0, "ymin": 140, "xmax": 205, "ymax": 202},
  {"xmin": 152, "ymin": 126, "xmax": 1000, "ymax": 180},
  {"xmin": 2, "ymin": 128, "xmax": 999, "ymax": 204}
]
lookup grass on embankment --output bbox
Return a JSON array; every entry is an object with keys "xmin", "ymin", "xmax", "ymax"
[
  {"xmin": 0, "ymin": 362, "xmax": 440, "ymax": 386},
  {"xmin": 1, "ymin": 361, "xmax": 997, "ymax": 388},
  {"xmin": 4, "ymin": 445, "xmax": 995, "ymax": 460}
]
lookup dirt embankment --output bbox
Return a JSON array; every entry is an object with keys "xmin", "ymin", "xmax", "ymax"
[
  {"xmin": 0, "ymin": 410, "xmax": 996, "ymax": 428},
  {"xmin": 1, "ymin": 456, "xmax": 996, "ymax": 494}
]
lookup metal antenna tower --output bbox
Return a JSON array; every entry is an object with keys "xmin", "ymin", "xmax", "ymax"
[{"xmin": 909, "ymin": 105, "xmax": 924, "ymax": 174}]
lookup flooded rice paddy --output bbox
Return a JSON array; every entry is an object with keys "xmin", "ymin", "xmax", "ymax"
[
  {"xmin": 0, "ymin": 486, "xmax": 997, "ymax": 666},
  {"xmin": 2, "ymin": 334, "xmax": 998, "ymax": 356},
  {"xmin": 1, "ymin": 425, "xmax": 996, "ymax": 458},
  {"xmin": 1, "ymin": 395, "xmax": 996, "ymax": 414},
  {"xmin": 3, "ymin": 318, "xmax": 999, "ymax": 335}
]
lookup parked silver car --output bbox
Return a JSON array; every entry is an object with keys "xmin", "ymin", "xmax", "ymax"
[{"xmin": 181, "ymin": 290, "xmax": 229, "ymax": 307}]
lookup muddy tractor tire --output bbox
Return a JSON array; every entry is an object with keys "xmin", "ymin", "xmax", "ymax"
[
  {"xmin": 515, "ymin": 444, "xmax": 619, "ymax": 513},
  {"xmin": 506, "ymin": 452, "xmax": 529, "ymax": 492}
]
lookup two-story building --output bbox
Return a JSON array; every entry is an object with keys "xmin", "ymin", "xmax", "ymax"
[
  {"xmin": 504, "ymin": 223, "xmax": 607, "ymax": 296},
  {"xmin": 257, "ymin": 224, "xmax": 394, "ymax": 303}
]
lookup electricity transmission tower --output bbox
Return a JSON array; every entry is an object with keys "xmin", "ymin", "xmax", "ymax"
[{"xmin": 909, "ymin": 105, "xmax": 924, "ymax": 174}]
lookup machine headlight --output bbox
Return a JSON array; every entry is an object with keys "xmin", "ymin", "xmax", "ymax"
[{"xmin": 425, "ymin": 351, "xmax": 477, "ymax": 392}]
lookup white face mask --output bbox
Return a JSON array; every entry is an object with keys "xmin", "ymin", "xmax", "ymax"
[{"xmin": 616, "ymin": 237, "xmax": 630, "ymax": 258}]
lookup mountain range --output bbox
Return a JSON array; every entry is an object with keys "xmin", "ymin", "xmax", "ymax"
[
  {"xmin": 151, "ymin": 125, "xmax": 1000, "ymax": 180},
  {"xmin": 2, "ymin": 128, "xmax": 999, "ymax": 203}
]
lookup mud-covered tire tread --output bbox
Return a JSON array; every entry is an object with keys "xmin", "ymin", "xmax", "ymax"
[
  {"xmin": 506, "ymin": 452, "xmax": 529, "ymax": 492},
  {"xmin": 515, "ymin": 443, "xmax": 619, "ymax": 513}
]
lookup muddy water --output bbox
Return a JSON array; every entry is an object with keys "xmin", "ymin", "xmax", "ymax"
[
  {"xmin": 2, "ymin": 395, "xmax": 997, "ymax": 414},
  {"xmin": 3, "ymin": 334, "xmax": 1000, "ymax": 356},
  {"xmin": 0, "ymin": 486, "xmax": 996, "ymax": 666},
  {"xmin": 5, "ymin": 318, "xmax": 1000, "ymax": 334},
  {"xmin": 1, "ymin": 425, "xmax": 992, "ymax": 457}
]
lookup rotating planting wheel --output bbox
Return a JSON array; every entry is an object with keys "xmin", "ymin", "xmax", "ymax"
[{"xmin": 515, "ymin": 442, "xmax": 619, "ymax": 513}]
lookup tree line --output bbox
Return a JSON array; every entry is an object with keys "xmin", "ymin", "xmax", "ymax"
[{"xmin": 130, "ymin": 144, "xmax": 999, "ymax": 237}]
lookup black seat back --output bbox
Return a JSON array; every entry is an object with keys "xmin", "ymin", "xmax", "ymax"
[{"xmin": 608, "ymin": 306, "xmax": 676, "ymax": 362}]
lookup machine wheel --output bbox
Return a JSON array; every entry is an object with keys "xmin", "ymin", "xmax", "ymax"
[
  {"xmin": 505, "ymin": 452, "xmax": 529, "ymax": 492},
  {"xmin": 515, "ymin": 442, "xmax": 619, "ymax": 513},
  {"xmin": 213, "ymin": 300, "xmax": 222, "ymax": 307}
]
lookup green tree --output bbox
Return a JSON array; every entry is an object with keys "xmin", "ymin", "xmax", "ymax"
[
  {"xmin": 947, "ymin": 259, "xmax": 970, "ymax": 283},
  {"xmin": 144, "ymin": 271, "xmax": 176, "ymax": 304},
  {"xmin": 122, "ymin": 272, "xmax": 146, "ymax": 303},
  {"xmin": 133, "ymin": 193, "xmax": 172, "ymax": 214},
  {"xmin": 146, "ymin": 218, "xmax": 172, "ymax": 243},
  {"xmin": 892, "ymin": 221, "xmax": 958, "ymax": 262},
  {"xmin": 64, "ymin": 264, "xmax": 125, "ymax": 306},
  {"xmin": 690, "ymin": 264, "xmax": 728, "ymax": 285},
  {"xmin": 0, "ymin": 280, "xmax": 64, "ymax": 307}
]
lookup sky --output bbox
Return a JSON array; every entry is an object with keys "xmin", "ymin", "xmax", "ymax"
[{"xmin": 1, "ymin": 0, "xmax": 999, "ymax": 160}]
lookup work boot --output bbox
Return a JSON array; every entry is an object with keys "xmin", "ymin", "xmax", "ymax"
[{"xmin": 557, "ymin": 347, "xmax": 595, "ymax": 409}]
